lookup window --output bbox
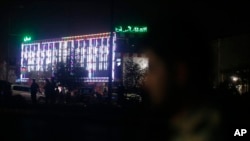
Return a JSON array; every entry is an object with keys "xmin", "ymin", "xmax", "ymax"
[{"xmin": 103, "ymin": 38, "xmax": 107, "ymax": 46}]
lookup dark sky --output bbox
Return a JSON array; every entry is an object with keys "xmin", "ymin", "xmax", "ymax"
[
  {"xmin": 1, "ymin": 1, "xmax": 250, "ymax": 37},
  {"xmin": 0, "ymin": 0, "xmax": 154, "ymax": 60},
  {"xmin": 1, "ymin": 0, "xmax": 250, "ymax": 65},
  {"xmin": 1, "ymin": 0, "xmax": 249, "ymax": 41}
]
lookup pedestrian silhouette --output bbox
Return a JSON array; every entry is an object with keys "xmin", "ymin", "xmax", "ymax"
[
  {"xmin": 44, "ymin": 79, "xmax": 51, "ymax": 104},
  {"xmin": 30, "ymin": 79, "xmax": 40, "ymax": 104},
  {"xmin": 50, "ymin": 77, "xmax": 57, "ymax": 104}
]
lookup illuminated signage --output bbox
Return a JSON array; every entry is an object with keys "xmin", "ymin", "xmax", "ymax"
[
  {"xmin": 115, "ymin": 26, "xmax": 147, "ymax": 33},
  {"xmin": 23, "ymin": 36, "xmax": 32, "ymax": 42}
]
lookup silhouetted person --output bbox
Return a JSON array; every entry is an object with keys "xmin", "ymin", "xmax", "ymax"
[
  {"xmin": 117, "ymin": 84, "xmax": 125, "ymax": 106},
  {"xmin": 50, "ymin": 78, "xmax": 57, "ymax": 104},
  {"xmin": 124, "ymin": 10, "xmax": 233, "ymax": 141},
  {"xmin": 44, "ymin": 79, "xmax": 51, "ymax": 104},
  {"xmin": 30, "ymin": 79, "xmax": 40, "ymax": 104}
]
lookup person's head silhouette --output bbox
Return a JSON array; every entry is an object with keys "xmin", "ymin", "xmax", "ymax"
[{"xmin": 144, "ymin": 12, "xmax": 213, "ymax": 107}]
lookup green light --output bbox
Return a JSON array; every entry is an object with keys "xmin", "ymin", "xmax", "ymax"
[
  {"xmin": 115, "ymin": 26, "xmax": 147, "ymax": 33},
  {"xmin": 23, "ymin": 36, "xmax": 31, "ymax": 42}
]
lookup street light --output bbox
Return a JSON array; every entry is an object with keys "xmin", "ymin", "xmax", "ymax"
[{"xmin": 231, "ymin": 76, "xmax": 239, "ymax": 82}]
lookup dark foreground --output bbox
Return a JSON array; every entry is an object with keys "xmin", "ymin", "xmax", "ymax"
[
  {"xmin": 1, "ymin": 93, "xmax": 250, "ymax": 141},
  {"xmin": 0, "ymin": 103, "xmax": 145, "ymax": 141}
]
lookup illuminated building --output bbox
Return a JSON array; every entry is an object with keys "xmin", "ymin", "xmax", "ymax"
[{"xmin": 21, "ymin": 32, "xmax": 116, "ymax": 82}]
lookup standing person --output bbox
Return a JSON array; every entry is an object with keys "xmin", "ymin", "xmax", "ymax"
[
  {"xmin": 30, "ymin": 79, "xmax": 40, "ymax": 104},
  {"xmin": 44, "ymin": 79, "xmax": 51, "ymax": 104},
  {"xmin": 50, "ymin": 77, "xmax": 57, "ymax": 104},
  {"xmin": 117, "ymin": 83, "xmax": 125, "ymax": 106}
]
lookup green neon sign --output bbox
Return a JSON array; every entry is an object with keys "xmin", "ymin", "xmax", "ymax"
[
  {"xmin": 115, "ymin": 26, "xmax": 147, "ymax": 33},
  {"xmin": 23, "ymin": 36, "xmax": 31, "ymax": 42}
]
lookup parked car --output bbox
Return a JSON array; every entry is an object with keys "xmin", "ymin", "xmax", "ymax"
[
  {"xmin": 125, "ymin": 93, "xmax": 142, "ymax": 102},
  {"xmin": 11, "ymin": 84, "xmax": 45, "ymax": 103}
]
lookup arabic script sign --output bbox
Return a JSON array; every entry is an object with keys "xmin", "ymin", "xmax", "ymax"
[{"xmin": 115, "ymin": 26, "xmax": 147, "ymax": 33}]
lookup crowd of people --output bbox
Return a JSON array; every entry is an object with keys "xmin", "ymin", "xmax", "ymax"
[{"xmin": 30, "ymin": 78, "xmax": 70, "ymax": 104}]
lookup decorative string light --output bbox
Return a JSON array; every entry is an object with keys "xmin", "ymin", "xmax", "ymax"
[{"xmin": 21, "ymin": 32, "xmax": 116, "ymax": 82}]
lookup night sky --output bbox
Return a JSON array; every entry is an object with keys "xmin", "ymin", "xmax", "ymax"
[{"xmin": 1, "ymin": 0, "xmax": 250, "ymax": 67}]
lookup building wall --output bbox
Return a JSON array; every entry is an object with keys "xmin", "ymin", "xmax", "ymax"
[{"xmin": 21, "ymin": 32, "xmax": 116, "ymax": 82}]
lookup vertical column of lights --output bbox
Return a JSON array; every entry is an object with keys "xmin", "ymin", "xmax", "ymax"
[
  {"xmin": 104, "ymin": 37, "xmax": 108, "ymax": 70},
  {"xmin": 86, "ymin": 39, "xmax": 89, "ymax": 78},
  {"xmin": 26, "ymin": 44, "xmax": 28, "ymax": 77},
  {"xmin": 79, "ymin": 40, "xmax": 82, "ymax": 67},
  {"xmin": 92, "ymin": 38, "xmax": 95, "ymax": 75},
  {"xmin": 23, "ymin": 44, "xmax": 26, "ymax": 78},
  {"xmin": 47, "ymin": 42, "xmax": 50, "ymax": 71},
  {"xmin": 112, "ymin": 33, "xmax": 116, "ymax": 80},
  {"xmin": 30, "ymin": 44, "xmax": 32, "ymax": 71},
  {"xmin": 75, "ymin": 40, "xmax": 78, "ymax": 66},
  {"xmin": 42, "ymin": 43, "xmax": 45, "ymax": 72},
  {"xmin": 41, "ymin": 43, "xmax": 44, "ymax": 72},
  {"xmin": 40, "ymin": 43, "xmax": 43, "ymax": 71},
  {"xmin": 26, "ymin": 44, "xmax": 28, "ymax": 73},
  {"xmin": 78, "ymin": 40, "xmax": 81, "ymax": 67},
  {"xmin": 26, "ymin": 45, "xmax": 29, "ymax": 72},
  {"xmin": 40, "ymin": 43, "xmax": 42, "ymax": 72},
  {"xmin": 91, "ymin": 38, "xmax": 94, "ymax": 78},
  {"xmin": 49, "ymin": 42, "xmax": 52, "ymax": 70},
  {"xmin": 20, "ymin": 44, "xmax": 24, "ymax": 79},
  {"xmin": 78, "ymin": 40, "xmax": 81, "ymax": 66},
  {"xmin": 62, "ymin": 41, "xmax": 65, "ymax": 63},
  {"xmin": 43, "ymin": 43, "xmax": 46, "ymax": 72},
  {"xmin": 31, "ymin": 44, "xmax": 33, "ymax": 71},
  {"xmin": 89, "ymin": 38, "xmax": 92, "ymax": 78},
  {"xmin": 101, "ymin": 39, "xmax": 104, "ymax": 71},
  {"xmin": 71, "ymin": 40, "xmax": 74, "ymax": 73},
  {"xmin": 21, "ymin": 44, "xmax": 24, "ymax": 67},
  {"xmin": 43, "ymin": 43, "xmax": 46, "ymax": 71},
  {"xmin": 54, "ymin": 41, "xmax": 57, "ymax": 71},
  {"xmin": 54, "ymin": 42, "xmax": 57, "ymax": 67},
  {"xmin": 39, "ymin": 43, "xmax": 41, "ymax": 72},
  {"xmin": 94, "ymin": 38, "xmax": 98, "ymax": 72},
  {"xmin": 99, "ymin": 38, "xmax": 103, "ymax": 71},
  {"xmin": 36, "ymin": 43, "xmax": 39, "ymax": 72},
  {"xmin": 92, "ymin": 38, "xmax": 96, "ymax": 78},
  {"xmin": 58, "ymin": 42, "xmax": 61, "ymax": 63},
  {"xmin": 58, "ymin": 41, "xmax": 63, "ymax": 62},
  {"xmin": 53, "ymin": 42, "xmax": 56, "ymax": 67},
  {"xmin": 30, "ymin": 44, "xmax": 32, "ymax": 72},
  {"xmin": 44, "ymin": 43, "xmax": 47, "ymax": 71},
  {"xmin": 37, "ymin": 43, "xmax": 40, "ymax": 72},
  {"xmin": 81, "ymin": 39, "xmax": 84, "ymax": 68},
  {"xmin": 33, "ymin": 44, "xmax": 36, "ymax": 71},
  {"xmin": 52, "ymin": 42, "xmax": 54, "ymax": 72},
  {"xmin": 66, "ymin": 41, "xmax": 70, "ymax": 71},
  {"xmin": 34, "ymin": 44, "xmax": 36, "ymax": 71},
  {"xmin": 49, "ymin": 42, "xmax": 52, "ymax": 71}
]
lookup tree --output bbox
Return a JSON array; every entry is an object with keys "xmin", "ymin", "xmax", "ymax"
[
  {"xmin": 55, "ymin": 62, "xmax": 87, "ymax": 88},
  {"xmin": 123, "ymin": 58, "xmax": 147, "ymax": 92}
]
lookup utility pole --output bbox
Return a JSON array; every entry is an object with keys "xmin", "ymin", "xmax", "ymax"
[{"xmin": 108, "ymin": 0, "xmax": 114, "ymax": 102}]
